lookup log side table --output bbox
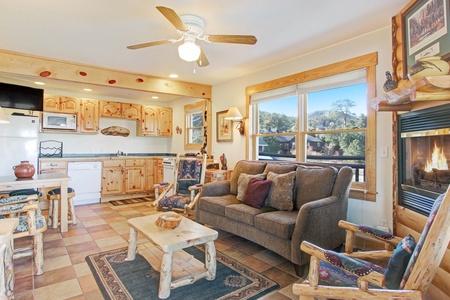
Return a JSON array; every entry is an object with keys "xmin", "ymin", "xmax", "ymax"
[
  {"xmin": 126, "ymin": 213, "xmax": 218, "ymax": 299},
  {"xmin": 0, "ymin": 218, "xmax": 18, "ymax": 300}
]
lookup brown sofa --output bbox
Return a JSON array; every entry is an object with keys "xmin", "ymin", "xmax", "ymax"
[{"xmin": 195, "ymin": 160, "xmax": 353, "ymax": 275}]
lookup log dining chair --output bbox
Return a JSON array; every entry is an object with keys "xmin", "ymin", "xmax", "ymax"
[
  {"xmin": 292, "ymin": 185, "xmax": 450, "ymax": 300},
  {"xmin": 0, "ymin": 194, "xmax": 47, "ymax": 275},
  {"xmin": 153, "ymin": 153, "xmax": 206, "ymax": 215}
]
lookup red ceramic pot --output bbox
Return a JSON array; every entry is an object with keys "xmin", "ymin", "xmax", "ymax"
[{"xmin": 13, "ymin": 161, "xmax": 36, "ymax": 178}]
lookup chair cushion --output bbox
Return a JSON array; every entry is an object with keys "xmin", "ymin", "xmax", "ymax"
[
  {"xmin": 225, "ymin": 204, "xmax": 274, "ymax": 226},
  {"xmin": 198, "ymin": 195, "xmax": 240, "ymax": 216},
  {"xmin": 384, "ymin": 234, "xmax": 416, "ymax": 289},
  {"xmin": 317, "ymin": 259, "xmax": 384, "ymax": 288},
  {"xmin": 15, "ymin": 214, "xmax": 47, "ymax": 233},
  {"xmin": 178, "ymin": 159, "xmax": 202, "ymax": 180},
  {"xmin": 266, "ymin": 171, "xmax": 296, "ymax": 211},
  {"xmin": 0, "ymin": 195, "xmax": 28, "ymax": 205},
  {"xmin": 177, "ymin": 179, "xmax": 198, "ymax": 194},
  {"xmin": 400, "ymin": 193, "xmax": 445, "ymax": 288},
  {"xmin": 242, "ymin": 178, "xmax": 272, "ymax": 209},
  {"xmin": 47, "ymin": 187, "xmax": 75, "ymax": 195},
  {"xmin": 236, "ymin": 173, "xmax": 266, "ymax": 201},
  {"xmin": 8, "ymin": 189, "xmax": 42, "ymax": 197},
  {"xmin": 254, "ymin": 210, "xmax": 298, "ymax": 239},
  {"xmin": 158, "ymin": 194, "xmax": 191, "ymax": 209},
  {"xmin": 0, "ymin": 203, "xmax": 25, "ymax": 213}
]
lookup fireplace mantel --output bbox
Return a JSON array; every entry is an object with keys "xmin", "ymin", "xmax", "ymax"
[{"xmin": 372, "ymin": 75, "xmax": 450, "ymax": 111}]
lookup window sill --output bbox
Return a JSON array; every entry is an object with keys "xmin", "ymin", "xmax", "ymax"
[{"xmin": 349, "ymin": 188, "xmax": 376, "ymax": 201}]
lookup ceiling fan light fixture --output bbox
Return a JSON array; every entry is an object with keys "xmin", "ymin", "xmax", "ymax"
[{"xmin": 178, "ymin": 41, "xmax": 201, "ymax": 62}]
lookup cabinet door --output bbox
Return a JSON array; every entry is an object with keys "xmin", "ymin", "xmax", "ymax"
[
  {"xmin": 102, "ymin": 166, "xmax": 124, "ymax": 194},
  {"xmin": 43, "ymin": 95, "xmax": 61, "ymax": 112},
  {"xmin": 125, "ymin": 166, "xmax": 145, "ymax": 192},
  {"xmin": 154, "ymin": 158, "xmax": 163, "ymax": 184},
  {"xmin": 60, "ymin": 96, "xmax": 80, "ymax": 113},
  {"xmin": 157, "ymin": 107, "xmax": 172, "ymax": 136},
  {"xmin": 122, "ymin": 103, "xmax": 141, "ymax": 120},
  {"xmin": 145, "ymin": 159, "xmax": 155, "ymax": 191},
  {"xmin": 138, "ymin": 105, "xmax": 158, "ymax": 136},
  {"xmin": 80, "ymin": 99, "xmax": 99, "ymax": 132},
  {"xmin": 100, "ymin": 101, "xmax": 121, "ymax": 118}
]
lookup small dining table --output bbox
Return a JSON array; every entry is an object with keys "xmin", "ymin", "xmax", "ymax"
[{"xmin": 0, "ymin": 173, "xmax": 71, "ymax": 232}]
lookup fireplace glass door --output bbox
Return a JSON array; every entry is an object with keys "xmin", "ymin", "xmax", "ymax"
[{"xmin": 398, "ymin": 104, "xmax": 450, "ymax": 215}]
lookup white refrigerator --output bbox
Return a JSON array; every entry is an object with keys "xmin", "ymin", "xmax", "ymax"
[{"xmin": 0, "ymin": 115, "xmax": 39, "ymax": 177}]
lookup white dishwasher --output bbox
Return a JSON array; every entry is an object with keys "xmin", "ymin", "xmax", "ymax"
[{"xmin": 68, "ymin": 161, "xmax": 102, "ymax": 206}]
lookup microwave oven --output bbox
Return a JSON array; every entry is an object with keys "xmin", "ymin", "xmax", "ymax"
[{"xmin": 42, "ymin": 112, "xmax": 77, "ymax": 130}]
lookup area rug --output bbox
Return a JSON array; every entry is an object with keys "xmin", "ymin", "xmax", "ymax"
[
  {"xmin": 109, "ymin": 197, "xmax": 153, "ymax": 206},
  {"xmin": 86, "ymin": 246, "xmax": 279, "ymax": 300}
]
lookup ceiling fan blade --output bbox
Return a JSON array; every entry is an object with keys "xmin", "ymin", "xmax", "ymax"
[
  {"xmin": 207, "ymin": 35, "xmax": 257, "ymax": 45},
  {"xmin": 127, "ymin": 40, "xmax": 173, "ymax": 50},
  {"xmin": 197, "ymin": 49, "xmax": 209, "ymax": 67},
  {"xmin": 156, "ymin": 6, "xmax": 188, "ymax": 31}
]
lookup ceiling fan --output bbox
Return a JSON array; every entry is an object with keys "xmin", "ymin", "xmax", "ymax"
[{"xmin": 127, "ymin": 6, "xmax": 257, "ymax": 67}]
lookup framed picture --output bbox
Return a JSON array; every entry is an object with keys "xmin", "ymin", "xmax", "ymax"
[
  {"xmin": 402, "ymin": 0, "xmax": 450, "ymax": 73},
  {"xmin": 216, "ymin": 110, "xmax": 233, "ymax": 142}
]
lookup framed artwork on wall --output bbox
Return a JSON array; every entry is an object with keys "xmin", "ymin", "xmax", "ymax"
[
  {"xmin": 401, "ymin": 0, "xmax": 450, "ymax": 75},
  {"xmin": 216, "ymin": 110, "xmax": 233, "ymax": 142}
]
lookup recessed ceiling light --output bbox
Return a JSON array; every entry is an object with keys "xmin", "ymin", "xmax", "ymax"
[
  {"xmin": 169, "ymin": 74, "xmax": 179, "ymax": 78},
  {"xmin": 34, "ymin": 81, "xmax": 45, "ymax": 85},
  {"xmin": 152, "ymin": 96, "xmax": 159, "ymax": 99},
  {"xmin": 83, "ymin": 88, "xmax": 92, "ymax": 92}
]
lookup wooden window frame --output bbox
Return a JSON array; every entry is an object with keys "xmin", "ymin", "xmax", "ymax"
[
  {"xmin": 184, "ymin": 100, "xmax": 205, "ymax": 150},
  {"xmin": 246, "ymin": 53, "xmax": 378, "ymax": 201}
]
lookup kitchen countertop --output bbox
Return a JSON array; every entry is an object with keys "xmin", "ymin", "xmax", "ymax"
[{"xmin": 39, "ymin": 153, "xmax": 176, "ymax": 161}]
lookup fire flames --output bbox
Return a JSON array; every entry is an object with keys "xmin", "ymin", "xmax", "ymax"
[{"xmin": 424, "ymin": 143, "xmax": 449, "ymax": 172}]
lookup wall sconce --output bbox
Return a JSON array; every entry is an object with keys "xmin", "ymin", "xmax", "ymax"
[
  {"xmin": 0, "ymin": 106, "xmax": 10, "ymax": 124},
  {"xmin": 225, "ymin": 106, "xmax": 245, "ymax": 135}
]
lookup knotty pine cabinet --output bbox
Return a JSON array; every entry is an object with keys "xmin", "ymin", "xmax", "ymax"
[
  {"xmin": 80, "ymin": 99, "xmax": 99, "ymax": 133},
  {"xmin": 100, "ymin": 101, "xmax": 141, "ymax": 120},
  {"xmin": 124, "ymin": 159, "xmax": 145, "ymax": 193},
  {"xmin": 102, "ymin": 160, "xmax": 125, "ymax": 195},
  {"xmin": 137, "ymin": 105, "xmax": 172, "ymax": 136},
  {"xmin": 43, "ymin": 95, "xmax": 80, "ymax": 113}
]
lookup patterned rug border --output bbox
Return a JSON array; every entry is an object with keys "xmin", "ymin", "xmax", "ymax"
[
  {"xmin": 86, "ymin": 246, "xmax": 279, "ymax": 300},
  {"xmin": 109, "ymin": 197, "xmax": 153, "ymax": 206}
]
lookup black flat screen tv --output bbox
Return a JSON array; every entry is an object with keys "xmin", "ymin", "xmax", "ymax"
[{"xmin": 0, "ymin": 82, "xmax": 44, "ymax": 111}]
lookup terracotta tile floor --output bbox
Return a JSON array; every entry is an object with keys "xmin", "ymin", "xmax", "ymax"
[{"xmin": 12, "ymin": 201, "xmax": 303, "ymax": 300}]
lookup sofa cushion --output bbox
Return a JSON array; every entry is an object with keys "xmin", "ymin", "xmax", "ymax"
[
  {"xmin": 237, "ymin": 173, "xmax": 266, "ymax": 201},
  {"xmin": 295, "ymin": 165, "xmax": 337, "ymax": 210},
  {"xmin": 198, "ymin": 195, "xmax": 240, "ymax": 216},
  {"xmin": 242, "ymin": 178, "xmax": 272, "ymax": 208},
  {"xmin": 266, "ymin": 171, "xmax": 296, "ymax": 211},
  {"xmin": 264, "ymin": 163, "xmax": 298, "ymax": 174},
  {"xmin": 225, "ymin": 204, "xmax": 275, "ymax": 226},
  {"xmin": 230, "ymin": 160, "xmax": 267, "ymax": 195},
  {"xmin": 254, "ymin": 210, "xmax": 298, "ymax": 239}
]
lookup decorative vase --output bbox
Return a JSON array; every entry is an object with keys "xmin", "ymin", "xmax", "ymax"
[
  {"xmin": 408, "ymin": 56, "xmax": 450, "ymax": 82},
  {"xmin": 13, "ymin": 160, "xmax": 35, "ymax": 178}
]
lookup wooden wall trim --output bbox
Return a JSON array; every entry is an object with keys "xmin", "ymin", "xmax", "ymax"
[{"xmin": 0, "ymin": 49, "xmax": 212, "ymax": 99}]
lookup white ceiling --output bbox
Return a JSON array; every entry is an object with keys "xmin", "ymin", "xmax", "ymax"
[{"xmin": 0, "ymin": 0, "xmax": 410, "ymax": 101}]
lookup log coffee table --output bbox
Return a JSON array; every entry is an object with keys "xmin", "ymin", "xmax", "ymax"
[{"xmin": 126, "ymin": 213, "xmax": 218, "ymax": 299}]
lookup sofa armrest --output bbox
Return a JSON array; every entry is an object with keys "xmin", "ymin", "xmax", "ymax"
[
  {"xmin": 291, "ymin": 195, "xmax": 345, "ymax": 264},
  {"xmin": 198, "ymin": 180, "xmax": 231, "ymax": 197}
]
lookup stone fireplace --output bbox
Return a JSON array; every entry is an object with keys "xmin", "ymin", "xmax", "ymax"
[{"xmin": 398, "ymin": 104, "xmax": 450, "ymax": 215}]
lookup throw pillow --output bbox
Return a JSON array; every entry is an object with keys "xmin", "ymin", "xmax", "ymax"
[
  {"xmin": 266, "ymin": 171, "xmax": 296, "ymax": 211},
  {"xmin": 237, "ymin": 173, "xmax": 266, "ymax": 201},
  {"xmin": 384, "ymin": 234, "xmax": 416, "ymax": 289},
  {"xmin": 242, "ymin": 178, "xmax": 272, "ymax": 209}
]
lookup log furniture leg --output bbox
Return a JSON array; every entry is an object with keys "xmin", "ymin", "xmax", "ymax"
[
  {"xmin": 126, "ymin": 227, "xmax": 137, "ymax": 261},
  {"xmin": 204, "ymin": 241, "xmax": 216, "ymax": 280},
  {"xmin": 159, "ymin": 251, "xmax": 173, "ymax": 299}
]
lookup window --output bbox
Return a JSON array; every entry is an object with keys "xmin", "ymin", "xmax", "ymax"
[
  {"xmin": 247, "ymin": 53, "xmax": 377, "ymax": 200},
  {"xmin": 184, "ymin": 101, "xmax": 205, "ymax": 150}
]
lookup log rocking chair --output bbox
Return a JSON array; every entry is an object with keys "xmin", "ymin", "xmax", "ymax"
[
  {"xmin": 0, "ymin": 194, "xmax": 47, "ymax": 275},
  {"xmin": 152, "ymin": 153, "xmax": 206, "ymax": 215},
  {"xmin": 293, "ymin": 185, "xmax": 450, "ymax": 300}
]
